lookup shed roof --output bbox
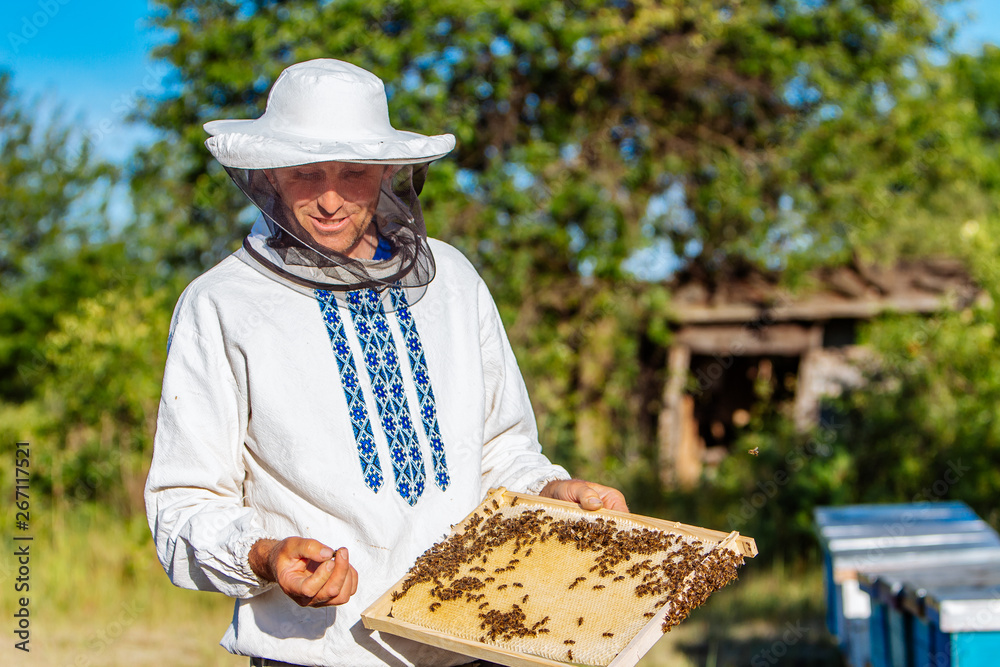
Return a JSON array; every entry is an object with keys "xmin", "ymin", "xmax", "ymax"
[{"xmin": 668, "ymin": 258, "xmax": 977, "ymax": 325}]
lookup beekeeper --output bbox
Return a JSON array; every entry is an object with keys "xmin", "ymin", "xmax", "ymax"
[{"xmin": 144, "ymin": 59, "xmax": 628, "ymax": 667}]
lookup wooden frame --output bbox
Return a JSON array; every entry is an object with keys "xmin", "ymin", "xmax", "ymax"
[{"xmin": 361, "ymin": 488, "xmax": 757, "ymax": 666}]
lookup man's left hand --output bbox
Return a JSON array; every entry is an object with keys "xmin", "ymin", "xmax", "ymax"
[{"xmin": 539, "ymin": 479, "xmax": 629, "ymax": 513}]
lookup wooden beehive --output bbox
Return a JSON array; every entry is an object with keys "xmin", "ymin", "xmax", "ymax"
[{"xmin": 362, "ymin": 488, "xmax": 757, "ymax": 667}]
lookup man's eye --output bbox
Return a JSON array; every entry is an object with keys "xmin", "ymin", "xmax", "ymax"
[{"xmin": 294, "ymin": 170, "xmax": 323, "ymax": 180}]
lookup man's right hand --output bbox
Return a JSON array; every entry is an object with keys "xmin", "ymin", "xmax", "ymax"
[{"xmin": 249, "ymin": 537, "xmax": 358, "ymax": 607}]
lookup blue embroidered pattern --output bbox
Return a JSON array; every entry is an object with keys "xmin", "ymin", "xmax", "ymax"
[
  {"xmin": 345, "ymin": 289, "xmax": 427, "ymax": 505},
  {"xmin": 391, "ymin": 289, "xmax": 450, "ymax": 491},
  {"xmin": 313, "ymin": 288, "xmax": 450, "ymax": 505},
  {"xmin": 315, "ymin": 291, "xmax": 384, "ymax": 493}
]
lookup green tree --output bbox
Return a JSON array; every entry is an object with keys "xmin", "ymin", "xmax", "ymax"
[
  {"xmin": 0, "ymin": 71, "xmax": 121, "ymax": 402},
  {"xmin": 812, "ymin": 45, "xmax": 1000, "ymax": 528},
  {"xmin": 0, "ymin": 72, "xmax": 176, "ymax": 513},
  {"xmin": 669, "ymin": 43, "xmax": 1000, "ymax": 557},
  {"xmin": 136, "ymin": 0, "xmax": 986, "ymax": 493}
]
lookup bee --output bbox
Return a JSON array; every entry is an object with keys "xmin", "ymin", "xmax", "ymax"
[
  {"xmin": 577, "ymin": 617, "xmax": 584, "ymax": 626},
  {"xmin": 429, "ymin": 602, "xmax": 441, "ymax": 612},
  {"xmin": 593, "ymin": 584, "xmax": 606, "ymax": 590},
  {"xmin": 748, "ymin": 446, "xmax": 759, "ymax": 456},
  {"xmin": 510, "ymin": 496, "xmax": 519, "ymax": 507},
  {"xmin": 603, "ymin": 632, "xmax": 614, "ymax": 638},
  {"xmin": 568, "ymin": 650, "xmax": 573, "ymax": 661},
  {"xmin": 522, "ymin": 594, "xmax": 529, "ymax": 604},
  {"xmin": 564, "ymin": 639, "xmax": 576, "ymax": 645}
]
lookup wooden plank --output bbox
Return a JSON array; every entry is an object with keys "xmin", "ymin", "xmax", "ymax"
[
  {"xmin": 674, "ymin": 323, "xmax": 817, "ymax": 355},
  {"xmin": 671, "ymin": 295, "xmax": 950, "ymax": 325}
]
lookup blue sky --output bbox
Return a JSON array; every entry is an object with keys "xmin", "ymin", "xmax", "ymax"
[
  {"xmin": 1, "ymin": 0, "xmax": 999, "ymax": 163},
  {"xmin": 0, "ymin": 0, "xmax": 165, "ymax": 161}
]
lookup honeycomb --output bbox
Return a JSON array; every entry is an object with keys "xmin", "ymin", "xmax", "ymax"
[{"xmin": 387, "ymin": 496, "xmax": 747, "ymax": 666}]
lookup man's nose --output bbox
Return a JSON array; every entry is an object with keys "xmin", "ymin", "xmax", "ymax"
[{"xmin": 316, "ymin": 187, "xmax": 345, "ymax": 216}]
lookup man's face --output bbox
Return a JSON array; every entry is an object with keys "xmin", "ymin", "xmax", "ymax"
[{"xmin": 267, "ymin": 161, "xmax": 386, "ymax": 259}]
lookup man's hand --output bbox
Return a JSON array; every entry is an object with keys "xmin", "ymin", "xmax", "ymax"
[
  {"xmin": 539, "ymin": 479, "xmax": 629, "ymax": 513},
  {"xmin": 249, "ymin": 537, "xmax": 358, "ymax": 607}
]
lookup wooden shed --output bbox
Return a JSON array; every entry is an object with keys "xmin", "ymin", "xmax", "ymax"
[{"xmin": 658, "ymin": 259, "xmax": 978, "ymax": 488}]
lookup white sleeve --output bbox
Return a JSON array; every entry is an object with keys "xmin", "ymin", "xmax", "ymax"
[
  {"xmin": 144, "ymin": 289, "xmax": 275, "ymax": 599},
  {"xmin": 477, "ymin": 281, "xmax": 570, "ymax": 495}
]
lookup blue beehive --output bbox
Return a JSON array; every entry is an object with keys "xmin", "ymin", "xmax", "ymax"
[
  {"xmin": 863, "ymin": 563, "xmax": 1000, "ymax": 667},
  {"xmin": 815, "ymin": 502, "xmax": 1000, "ymax": 667},
  {"xmin": 924, "ymin": 580, "xmax": 1000, "ymax": 666},
  {"xmin": 861, "ymin": 568, "xmax": 929, "ymax": 667}
]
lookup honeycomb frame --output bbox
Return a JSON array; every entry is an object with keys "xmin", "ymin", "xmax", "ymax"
[{"xmin": 362, "ymin": 488, "xmax": 757, "ymax": 667}]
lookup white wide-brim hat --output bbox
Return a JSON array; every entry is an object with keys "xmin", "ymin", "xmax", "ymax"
[{"xmin": 204, "ymin": 59, "xmax": 456, "ymax": 168}]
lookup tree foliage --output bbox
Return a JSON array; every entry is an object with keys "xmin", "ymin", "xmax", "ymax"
[
  {"xmin": 8, "ymin": 1, "xmax": 1000, "ymax": 529},
  {"xmin": 0, "ymin": 72, "xmax": 120, "ymax": 401},
  {"xmin": 0, "ymin": 73, "xmax": 174, "ymax": 513},
  {"xmin": 800, "ymin": 45, "xmax": 1000, "ymax": 532},
  {"xmin": 133, "ymin": 0, "xmax": 976, "ymax": 488}
]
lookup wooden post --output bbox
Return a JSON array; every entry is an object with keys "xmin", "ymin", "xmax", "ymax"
[
  {"xmin": 794, "ymin": 324, "xmax": 826, "ymax": 431},
  {"xmin": 658, "ymin": 343, "xmax": 693, "ymax": 487}
]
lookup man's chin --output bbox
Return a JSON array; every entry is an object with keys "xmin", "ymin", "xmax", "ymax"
[{"xmin": 310, "ymin": 233, "xmax": 374, "ymax": 260}]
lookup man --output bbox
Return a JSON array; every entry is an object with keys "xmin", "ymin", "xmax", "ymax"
[{"xmin": 145, "ymin": 59, "xmax": 627, "ymax": 667}]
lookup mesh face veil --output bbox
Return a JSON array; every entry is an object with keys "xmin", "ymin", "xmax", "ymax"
[
  {"xmin": 204, "ymin": 59, "xmax": 455, "ymax": 306},
  {"xmin": 230, "ymin": 161, "xmax": 436, "ymax": 307}
]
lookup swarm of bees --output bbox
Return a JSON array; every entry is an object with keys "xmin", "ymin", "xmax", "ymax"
[{"xmin": 388, "ymin": 495, "xmax": 747, "ymax": 666}]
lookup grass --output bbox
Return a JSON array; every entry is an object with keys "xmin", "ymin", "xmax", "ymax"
[
  {"xmin": 0, "ymin": 503, "xmax": 842, "ymax": 666},
  {"xmin": 1, "ymin": 503, "xmax": 244, "ymax": 667}
]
